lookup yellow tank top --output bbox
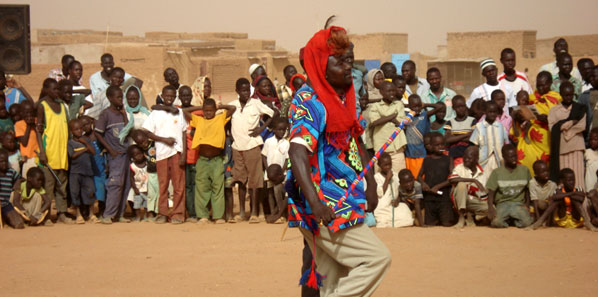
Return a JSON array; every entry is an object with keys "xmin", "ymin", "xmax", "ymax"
[{"xmin": 41, "ymin": 100, "xmax": 69, "ymax": 170}]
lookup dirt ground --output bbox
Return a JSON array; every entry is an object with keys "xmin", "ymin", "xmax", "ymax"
[{"xmin": 1, "ymin": 221, "xmax": 597, "ymax": 297}]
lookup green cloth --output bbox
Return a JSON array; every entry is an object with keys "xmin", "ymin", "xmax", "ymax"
[
  {"xmin": 67, "ymin": 94, "xmax": 87, "ymax": 121},
  {"xmin": 0, "ymin": 117, "xmax": 14, "ymax": 134},
  {"xmin": 194, "ymin": 155, "xmax": 225, "ymax": 219},
  {"xmin": 486, "ymin": 165, "xmax": 530, "ymax": 204}
]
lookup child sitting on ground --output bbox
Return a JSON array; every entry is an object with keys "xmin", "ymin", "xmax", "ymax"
[
  {"xmin": 264, "ymin": 164, "xmax": 287, "ymax": 223},
  {"xmin": 445, "ymin": 95, "xmax": 475, "ymax": 162},
  {"xmin": 130, "ymin": 130, "xmax": 158, "ymax": 221},
  {"xmin": 374, "ymin": 153, "xmax": 414, "ymax": 228},
  {"xmin": 418, "ymin": 132, "xmax": 454, "ymax": 226},
  {"xmin": 397, "ymin": 169, "xmax": 424, "ymax": 226},
  {"xmin": 448, "ymin": 146, "xmax": 489, "ymax": 228},
  {"xmin": 261, "ymin": 117, "xmax": 289, "ymax": 224},
  {"xmin": 470, "ymin": 101, "xmax": 509, "ymax": 173},
  {"xmin": 529, "ymin": 168, "xmax": 597, "ymax": 230},
  {"xmin": 486, "ymin": 144, "xmax": 533, "ymax": 228},
  {"xmin": 11, "ymin": 167, "xmax": 51, "ymax": 226},
  {"xmin": 184, "ymin": 98, "xmax": 236, "ymax": 224},
  {"xmin": 1, "ymin": 132, "xmax": 21, "ymax": 175},
  {"xmin": 68, "ymin": 118, "xmax": 97, "ymax": 224},
  {"xmin": 0, "ymin": 149, "xmax": 24, "ymax": 229},
  {"xmin": 14, "ymin": 101, "xmax": 38, "ymax": 177},
  {"xmin": 128, "ymin": 145, "xmax": 148, "ymax": 222},
  {"xmin": 528, "ymin": 160, "xmax": 557, "ymax": 224}
]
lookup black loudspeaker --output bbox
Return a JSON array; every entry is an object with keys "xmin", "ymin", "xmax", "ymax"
[{"xmin": 0, "ymin": 4, "xmax": 30, "ymax": 74}]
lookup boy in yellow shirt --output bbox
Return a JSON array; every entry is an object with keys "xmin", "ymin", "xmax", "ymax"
[{"xmin": 184, "ymin": 98, "xmax": 236, "ymax": 224}]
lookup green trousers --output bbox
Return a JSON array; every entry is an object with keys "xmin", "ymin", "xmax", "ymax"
[{"xmin": 194, "ymin": 155, "xmax": 225, "ymax": 219}]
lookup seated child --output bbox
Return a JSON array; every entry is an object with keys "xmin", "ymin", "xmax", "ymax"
[
  {"xmin": 1, "ymin": 132, "xmax": 21, "ymax": 175},
  {"xmin": 374, "ymin": 153, "xmax": 414, "ymax": 228},
  {"xmin": 265, "ymin": 164, "xmax": 287, "ymax": 224},
  {"xmin": 397, "ymin": 169, "xmax": 424, "ymax": 226},
  {"xmin": 448, "ymin": 146, "xmax": 489, "ymax": 228},
  {"xmin": 529, "ymin": 160, "xmax": 557, "ymax": 223},
  {"xmin": 10, "ymin": 167, "xmax": 51, "ymax": 226},
  {"xmin": 128, "ymin": 145, "xmax": 148, "ymax": 222},
  {"xmin": 418, "ymin": 132, "xmax": 454, "ymax": 226},
  {"xmin": 486, "ymin": 144, "xmax": 533, "ymax": 228},
  {"xmin": 0, "ymin": 149, "xmax": 24, "ymax": 229},
  {"xmin": 0, "ymin": 95, "xmax": 13, "ymax": 134},
  {"xmin": 130, "ymin": 129, "xmax": 158, "ymax": 220},
  {"xmin": 445, "ymin": 95, "xmax": 475, "ymax": 162},
  {"xmin": 529, "ymin": 168, "xmax": 597, "ymax": 231},
  {"xmin": 470, "ymin": 101, "xmax": 509, "ymax": 173},
  {"xmin": 261, "ymin": 117, "xmax": 289, "ymax": 224},
  {"xmin": 14, "ymin": 100, "xmax": 38, "ymax": 177},
  {"xmin": 67, "ymin": 118, "xmax": 96, "ymax": 224}
]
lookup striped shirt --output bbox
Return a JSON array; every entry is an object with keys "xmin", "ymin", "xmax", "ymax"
[{"xmin": 0, "ymin": 168, "xmax": 19, "ymax": 207}]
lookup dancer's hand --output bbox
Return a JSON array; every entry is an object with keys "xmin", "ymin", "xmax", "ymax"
[{"xmin": 312, "ymin": 203, "xmax": 336, "ymax": 226}]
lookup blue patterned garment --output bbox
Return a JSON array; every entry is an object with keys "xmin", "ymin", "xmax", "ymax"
[{"xmin": 286, "ymin": 85, "xmax": 367, "ymax": 233}]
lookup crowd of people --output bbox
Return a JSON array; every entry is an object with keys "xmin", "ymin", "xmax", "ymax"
[{"xmin": 1, "ymin": 36, "xmax": 598, "ymax": 233}]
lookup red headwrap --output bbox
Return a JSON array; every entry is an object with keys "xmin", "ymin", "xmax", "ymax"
[
  {"xmin": 303, "ymin": 26, "xmax": 362, "ymax": 150},
  {"xmin": 289, "ymin": 73, "xmax": 307, "ymax": 93}
]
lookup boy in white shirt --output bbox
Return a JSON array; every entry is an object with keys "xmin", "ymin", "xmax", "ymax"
[
  {"xmin": 141, "ymin": 85, "xmax": 188, "ymax": 224},
  {"xmin": 262, "ymin": 117, "xmax": 289, "ymax": 223},
  {"xmin": 230, "ymin": 78, "xmax": 277, "ymax": 223}
]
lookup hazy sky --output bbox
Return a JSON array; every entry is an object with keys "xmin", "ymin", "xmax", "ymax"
[{"xmin": 10, "ymin": 0, "xmax": 598, "ymax": 55}]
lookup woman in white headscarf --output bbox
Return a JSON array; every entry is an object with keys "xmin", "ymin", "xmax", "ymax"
[{"xmin": 366, "ymin": 68, "xmax": 384, "ymax": 103}]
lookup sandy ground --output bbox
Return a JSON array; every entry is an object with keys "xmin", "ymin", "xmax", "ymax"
[{"xmin": 1, "ymin": 221, "xmax": 597, "ymax": 297}]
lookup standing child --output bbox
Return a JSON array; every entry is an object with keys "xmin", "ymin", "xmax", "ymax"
[
  {"xmin": 261, "ymin": 117, "xmax": 289, "ymax": 223},
  {"xmin": 80, "ymin": 115, "xmax": 106, "ymax": 219},
  {"xmin": 369, "ymin": 81, "xmax": 407, "ymax": 172},
  {"xmin": 529, "ymin": 168, "xmax": 597, "ymax": 230},
  {"xmin": 14, "ymin": 101, "xmax": 38, "ymax": 177},
  {"xmin": 445, "ymin": 95, "xmax": 475, "ymax": 162},
  {"xmin": 230, "ymin": 78, "xmax": 276, "ymax": 223},
  {"xmin": 470, "ymin": 101, "xmax": 509, "ymax": 174},
  {"xmin": 128, "ymin": 145, "xmax": 148, "ymax": 222},
  {"xmin": 95, "ymin": 85, "xmax": 131, "ymax": 224},
  {"xmin": 142, "ymin": 85, "xmax": 188, "ymax": 224},
  {"xmin": 548, "ymin": 81, "xmax": 586, "ymax": 189},
  {"xmin": 374, "ymin": 153, "xmax": 414, "ymax": 228},
  {"xmin": 418, "ymin": 132, "xmax": 455, "ymax": 226},
  {"xmin": 585, "ymin": 128, "xmax": 598, "ymax": 191},
  {"xmin": 11, "ymin": 167, "xmax": 52, "ymax": 226},
  {"xmin": 486, "ymin": 144, "xmax": 533, "ymax": 228},
  {"xmin": 67, "ymin": 119, "xmax": 96, "ymax": 224},
  {"xmin": 184, "ymin": 98, "xmax": 235, "ymax": 224},
  {"xmin": 1, "ymin": 133, "xmax": 21, "ymax": 175},
  {"xmin": 36, "ymin": 78, "xmax": 72, "ymax": 224},
  {"xmin": 131, "ymin": 130, "xmax": 158, "ymax": 220},
  {"xmin": 404, "ymin": 94, "xmax": 438, "ymax": 178},
  {"xmin": 0, "ymin": 149, "xmax": 24, "ymax": 229},
  {"xmin": 0, "ymin": 99, "xmax": 13, "ymax": 134},
  {"xmin": 528, "ymin": 160, "xmax": 557, "ymax": 223}
]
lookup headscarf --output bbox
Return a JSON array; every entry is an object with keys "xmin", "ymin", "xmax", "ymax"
[
  {"xmin": 289, "ymin": 73, "xmax": 307, "ymax": 93},
  {"xmin": 252, "ymin": 75, "xmax": 281, "ymax": 109},
  {"xmin": 303, "ymin": 26, "xmax": 362, "ymax": 150},
  {"xmin": 191, "ymin": 76, "xmax": 208, "ymax": 106},
  {"xmin": 119, "ymin": 84, "xmax": 150, "ymax": 144},
  {"xmin": 366, "ymin": 69, "xmax": 383, "ymax": 101}
]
